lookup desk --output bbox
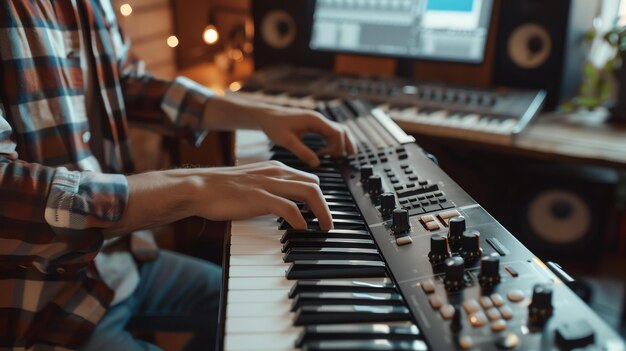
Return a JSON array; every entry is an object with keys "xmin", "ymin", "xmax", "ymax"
[{"xmin": 398, "ymin": 109, "xmax": 626, "ymax": 170}]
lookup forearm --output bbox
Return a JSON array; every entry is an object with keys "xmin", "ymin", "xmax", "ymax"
[{"xmin": 102, "ymin": 169, "xmax": 199, "ymax": 239}]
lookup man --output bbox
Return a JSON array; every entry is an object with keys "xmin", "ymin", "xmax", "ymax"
[{"xmin": 0, "ymin": 1, "xmax": 354, "ymax": 350}]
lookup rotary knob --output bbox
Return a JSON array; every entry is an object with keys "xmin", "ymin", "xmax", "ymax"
[
  {"xmin": 391, "ymin": 209, "xmax": 410, "ymax": 234},
  {"xmin": 443, "ymin": 256, "xmax": 465, "ymax": 291},
  {"xmin": 478, "ymin": 256, "xmax": 501, "ymax": 288},
  {"xmin": 379, "ymin": 192, "xmax": 396, "ymax": 216},
  {"xmin": 528, "ymin": 284, "xmax": 554, "ymax": 326},
  {"xmin": 428, "ymin": 235, "xmax": 451, "ymax": 265},
  {"xmin": 447, "ymin": 216, "xmax": 466, "ymax": 249},
  {"xmin": 460, "ymin": 230, "xmax": 482, "ymax": 261},
  {"xmin": 367, "ymin": 175, "xmax": 383, "ymax": 197},
  {"xmin": 360, "ymin": 164, "xmax": 373, "ymax": 183}
]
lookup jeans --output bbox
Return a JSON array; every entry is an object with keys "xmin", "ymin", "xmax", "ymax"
[{"xmin": 80, "ymin": 250, "xmax": 222, "ymax": 351}]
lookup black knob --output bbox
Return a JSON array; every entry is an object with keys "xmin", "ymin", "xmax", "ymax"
[
  {"xmin": 379, "ymin": 192, "xmax": 396, "ymax": 216},
  {"xmin": 460, "ymin": 230, "xmax": 482, "ymax": 261},
  {"xmin": 391, "ymin": 209, "xmax": 410, "ymax": 234},
  {"xmin": 428, "ymin": 235, "xmax": 451, "ymax": 265},
  {"xmin": 360, "ymin": 164, "xmax": 373, "ymax": 183},
  {"xmin": 367, "ymin": 175, "xmax": 382, "ymax": 197},
  {"xmin": 529, "ymin": 284, "xmax": 554, "ymax": 326},
  {"xmin": 443, "ymin": 256, "xmax": 465, "ymax": 291},
  {"xmin": 448, "ymin": 216, "xmax": 466, "ymax": 248},
  {"xmin": 478, "ymin": 255, "xmax": 501, "ymax": 288}
]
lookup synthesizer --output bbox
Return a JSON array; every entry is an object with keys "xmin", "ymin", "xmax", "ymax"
[
  {"xmin": 220, "ymin": 100, "xmax": 624, "ymax": 350},
  {"xmin": 234, "ymin": 66, "xmax": 546, "ymax": 145}
]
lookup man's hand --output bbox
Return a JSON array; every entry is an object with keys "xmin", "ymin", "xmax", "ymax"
[
  {"xmin": 103, "ymin": 161, "xmax": 333, "ymax": 239},
  {"xmin": 253, "ymin": 106, "xmax": 357, "ymax": 168},
  {"xmin": 204, "ymin": 96, "xmax": 357, "ymax": 167}
]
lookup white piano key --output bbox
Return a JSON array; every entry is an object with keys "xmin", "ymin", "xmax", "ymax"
[
  {"xmin": 227, "ymin": 301, "xmax": 292, "ymax": 317},
  {"xmin": 230, "ymin": 255, "xmax": 286, "ymax": 266},
  {"xmin": 228, "ymin": 277, "xmax": 294, "ymax": 290},
  {"xmin": 231, "ymin": 234, "xmax": 282, "ymax": 244},
  {"xmin": 226, "ymin": 316, "xmax": 299, "ymax": 334},
  {"xmin": 230, "ymin": 244, "xmax": 281, "ymax": 255},
  {"xmin": 229, "ymin": 265, "xmax": 287, "ymax": 277},
  {"xmin": 228, "ymin": 289, "xmax": 290, "ymax": 303},
  {"xmin": 225, "ymin": 333, "xmax": 298, "ymax": 351}
]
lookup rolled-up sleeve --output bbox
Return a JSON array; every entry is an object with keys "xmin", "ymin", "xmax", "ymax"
[{"xmin": 0, "ymin": 114, "xmax": 128, "ymax": 272}]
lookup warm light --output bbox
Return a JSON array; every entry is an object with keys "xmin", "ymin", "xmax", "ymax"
[
  {"xmin": 166, "ymin": 35, "xmax": 179, "ymax": 48},
  {"xmin": 120, "ymin": 3, "xmax": 133, "ymax": 16},
  {"xmin": 229, "ymin": 81, "xmax": 242, "ymax": 92},
  {"xmin": 228, "ymin": 48, "xmax": 244, "ymax": 62},
  {"xmin": 203, "ymin": 25, "xmax": 219, "ymax": 45}
]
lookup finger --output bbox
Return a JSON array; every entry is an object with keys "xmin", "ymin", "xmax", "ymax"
[
  {"xmin": 261, "ymin": 191, "xmax": 308, "ymax": 230},
  {"xmin": 232, "ymin": 161, "xmax": 320, "ymax": 184},
  {"xmin": 281, "ymin": 135, "xmax": 321, "ymax": 168},
  {"xmin": 344, "ymin": 128, "xmax": 357, "ymax": 155},
  {"xmin": 256, "ymin": 177, "xmax": 333, "ymax": 230}
]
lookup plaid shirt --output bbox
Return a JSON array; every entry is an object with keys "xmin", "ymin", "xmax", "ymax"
[{"xmin": 0, "ymin": 0, "xmax": 215, "ymax": 349}]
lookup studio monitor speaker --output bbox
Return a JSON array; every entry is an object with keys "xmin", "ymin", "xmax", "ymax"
[
  {"xmin": 251, "ymin": 0, "xmax": 333, "ymax": 70},
  {"xmin": 494, "ymin": 0, "xmax": 600, "ymax": 110},
  {"xmin": 510, "ymin": 165, "xmax": 618, "ymax": 260}
]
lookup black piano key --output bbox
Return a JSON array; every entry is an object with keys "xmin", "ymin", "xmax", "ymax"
[
  {"xmin": 286, "ymin": 260, "xmax": 387, "ymax": 280},
  {"xmin": 283, "ymin": 247, "xmax": 381, "ymax": 262},
  {"xmin": 300, "ymin": 210, "xmax": 362, "ymax": 221},
  {"xmin": 281, "ymin": 229, "xmax": 371, "ymax": 243},
  {"xmin": 293, "ymin": 305, "xmax": 411, "ymax": 326},
  {"xmin": 301, "ymin": 339, "xmax": 428, "ymax": 351},
  {"xmin": 288, "ymin": 278, "xmax": 396, "ymax": 298},
  {"xmin": 281, "ymin": 237, "xmax": 376, "ymax": 252},
  {"xmin": 291, "ymin": 292, "xmax": 404, "ymax": 311},
  {"xmin": 279, "ymin": 218, "xmax": 366, "ymax": 230},
  {"xmin": 296, "ymin": 323, "xmax": 421, "ymax": 347}
]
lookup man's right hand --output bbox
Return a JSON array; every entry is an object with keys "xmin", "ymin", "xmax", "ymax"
[{"xmin": 103, "ymin": 161, "xmax": 332, "ymax": 239}]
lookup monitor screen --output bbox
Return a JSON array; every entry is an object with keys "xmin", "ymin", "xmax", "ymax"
[{"xmin": 309, "ymin": 0, "xmax": 493, "ymax": 63}]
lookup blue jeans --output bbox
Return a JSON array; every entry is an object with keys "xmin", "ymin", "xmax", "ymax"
[{"xmin": 80, "ymin": 250, "xmax": 222, "ymax": 351}]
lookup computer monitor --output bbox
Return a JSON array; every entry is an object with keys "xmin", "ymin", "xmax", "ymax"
[{"xmin": 310, "ymin": 0, "xmax": 493, "ymax": 64}]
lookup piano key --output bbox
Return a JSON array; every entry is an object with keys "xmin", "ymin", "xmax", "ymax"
[
  {"xmin": 282, "ymin": 237, "xmax": 376, "ymax": 251},
  {"xmin": 291, "ymin": 292, "xmax": 404, "ymax": 311},
  {"xmin": 226, "ymin": 315, "xmax": 299, "ymax": 334},
  {"xmin": 228, "ymin": 277, "xmax": 293, "ymax": 290},
  {"xmin": 300, "ymin": 210, "xmax": 363, "ymax": 221},
  {"xmin": 286, "ymin": 260, "xmax": 387, "ymax": 280},
  {"xmin": 229, "ymin": 265, "xmax": 286, "ymax": 277},
  {"xmin": 281, "ymin": 229, "xmax": 371, "ymax": 243},
  {"xmin": 230, "ymin": 244, "xmax": 281, "ymax": 255},
  {"xmin": 230, "ymin": 254, "xmax": 286, "ymax": 266},
  {"xmin": 301, "ymin": 339, "xmax": 428, "ymax": 351},
  {"xmin": 228, "ymin": 289, "xmax": 289, "ymax": 303},
  {"xmin": 296, "ymin": 322, "xmax": 420, "ymax": 346},
  {"xmin": 228, "ymin": 301, "xmax": 291, "ymax": 317},
  {"xmin": 293, "ymin": 305, "xmax": 411, "ymax": 325},
  {"xmin": 225, "ymin": 333, "xmax": 298, "ymax": 351},
  {"xmin": 279, "ymin": 218, "xmax": 366, "ymax": 230},
  {"xmin": 288, "ymin": 278, "xmax": 396, "ymax": 298},
  {"xmin": 283, "ymin": 247, "xmax": 381, "ymax": 262}
]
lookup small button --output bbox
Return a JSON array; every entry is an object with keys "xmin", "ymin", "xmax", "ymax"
[
  {"xmin": 421, "ymin": 279, "xmax": 436, "ymax": 294},
  {"xmin": 404, "ymin": 169, "xmax": 414, "ymax": 175},
  {"xmin": 406, "ymin": 183, "xmax": 416, "ymax": 188},
  {"xmin": 486, "ymin": 307, "xmax": 501, "ymax": 321},
  {"xmin": 371, "ymin": 160, "xmax": 378, "ymax": 165},
  {"xmin": 499, "ymin": 305, "xmax": 513, "ymax": 320},
  {"xmin": 440, "ymin": 304, "xmax": 456, "ymax": 320},
  {"xmin": 491, "ymin": 319, "xmax": 507, "ymax": 332},
  {"xmin": 409, "ymin": 175, "xmax": 418, "ymax": 181},
  {"xmin": 380, "ymin": 157, "xmax": 388, "ymax": 163},
  {"xmin": 426, "ymin": 221, "xmax": 441, "ymax": 231},
  {"xmin": 459, "ymin": 335, "xmax": 474, "ymax": 350},
  {"xmin": 428, "ymin": 295, "xmax": 443, "ymax": 309},
  {"xmin": 391, "ymin": 179, "xmax": 400, "ymax": 184},
  {"xmin": 426, "ymin": 194, "xmax": 435, "ymax": 199},
  {"xmin": 421, "ymin": 215, "xmax": 436, "ymax": 223},
  {"xmin": 396, "ymin": 235, "xmax": 413, "ymax": 246},
  {"xmin": 398, "ymin": 153, "xmax": 408, "ymax": 160},
  {"xmin": 400, "ymin": 164, "xmax": 409, "ymax": 169},
  {"xmin": 439, "ymin": 209, "xmax": 461, "ymax": 219},
  {"xmin": 495, "ymin": 332, "xmax": 520, "ymax": 349},
  {"xmin": 480, "ymin": 296, "xmax": 494, "ymax": 309},
  {"xmin": 469, "ymin": 311, "xmax": 488, "ymax": 327},
  {"xmin": 463, "ymin": 300, "xmax": 481, "ymax": 314},
  {"xmin": 418, "ymin": 180, "xmax": 428, "ymax": 186},
  {"xmin": 394, "ymin": 185, "xmax": 404, "ymax": 191},
  {"xmin": 384, "ymin": 167, "xmax": 392, "ymax": 172},
  {"xmin": 490, "ymin": 294, "xmax": 504, "ymax": 307},
  {"xmin": 507, "ymin": 290, "xmax": 524, "ymax": 302},
  {"xmin": 82, "ymin": 131, "xmax": 91, "ymax": 143}
]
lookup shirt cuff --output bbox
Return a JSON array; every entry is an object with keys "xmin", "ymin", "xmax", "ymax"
[
  {"xmin": 44, "ymin": 168, "xmax": 129, "ymax": 230},
  {"xmin": 161, "ymin": 76, "xmax": 216, "ymax": 147}
]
